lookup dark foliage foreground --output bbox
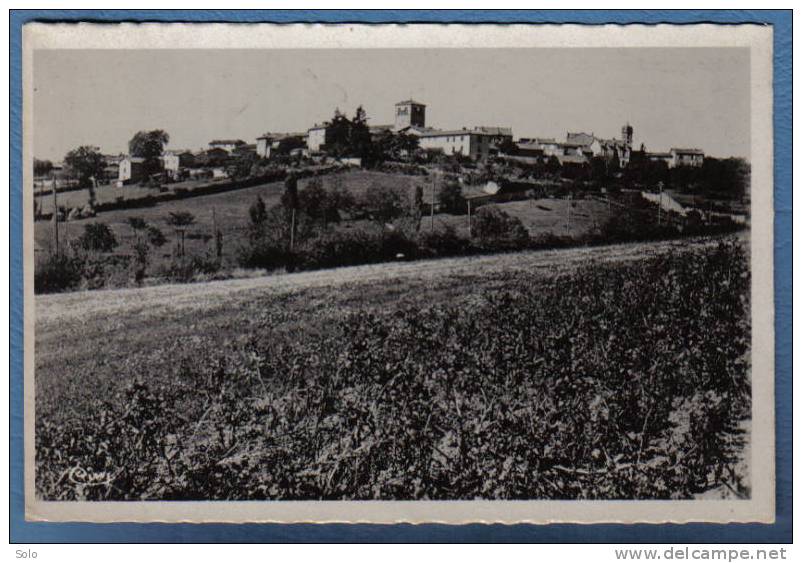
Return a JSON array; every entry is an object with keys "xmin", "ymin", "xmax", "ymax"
[{"xmin": 36, "ymin": 240, "xmax": 750, "ymax": 500}]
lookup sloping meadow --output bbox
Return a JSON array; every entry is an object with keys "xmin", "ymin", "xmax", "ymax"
[{"xmin": 36, "ymin": 239, "xmax": 750, "ymax": 501}]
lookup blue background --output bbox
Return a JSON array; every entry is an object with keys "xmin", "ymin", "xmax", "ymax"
[{"xmin": 9, "ymin": 9, "xmax": 792, "ymax": 543}]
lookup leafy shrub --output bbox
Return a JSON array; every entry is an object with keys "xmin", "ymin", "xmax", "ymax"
[
  {"xmin": 472, "ymin": 205, "xmax": 530, "ymax": 249},
  {"xmin": 77, "ymin": 253, "xmax": 131, "ymax": 290},
  {"xmin": 34, "ymin": 252, "xmax": 84, "ymax": 293},
  {"xmin": 156, "ymin": 253, "xmax": 221, "ymax": 283},
  {"xmin": 296, "ymin": 227, "xmax": 382, "ymax": 270},
  {"xmin": 146, "ymin": 225, "xmax": 167, "ymax": 248},
  {"xmin": 438, "ymin": 180, "xmax": 466, "ymax": 214},
  {"xmin": 417, "ymin": 225, "xmax": 470, "ymax": 257},
  {"xmin": 76, "ymin": 222, "xmax": 118, "ymax": 253},
  {"xmin": 236, "ymin": 239, "xmax": 290, "ymax": 271}
]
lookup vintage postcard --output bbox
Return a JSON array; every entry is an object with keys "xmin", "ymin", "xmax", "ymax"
[{"xmin": 23, "ymin": 22, "xmax": 774, "ymax": 524}]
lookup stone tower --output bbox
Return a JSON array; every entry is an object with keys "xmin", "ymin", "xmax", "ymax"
[
  {"xmin": 621, "ymin": 123, "xmax": 634, "ymax": 147},
  {"xmin": 395, "ymin": 100, "xmax": 426, "ymax": 131}
]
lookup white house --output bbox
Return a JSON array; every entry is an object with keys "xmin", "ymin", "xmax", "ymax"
[
  {"xmin": 418, "ymin": 127, "xmax": 511, "ymax": 160},
  {"xmin": 208, "ymin": 139, "xmax": 246, "ymax": 153},
  {"xmin": 118, "ymin": 156, "xmax": 146, "ymax": 185},
  {"xmin": 307, "ymin": 125, "xmax": 331, "ymax": 153},
  {"xmin": 669, "ymin": 148, "xmax": 705, "ymax": 168}
]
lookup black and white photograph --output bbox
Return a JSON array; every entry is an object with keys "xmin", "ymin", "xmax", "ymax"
[{"xmin": 23, "ymin": 22, "xmax": 775, "ymax": 524}]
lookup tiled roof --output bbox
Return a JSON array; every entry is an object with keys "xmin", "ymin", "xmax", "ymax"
[
  {"xmin": 670, "ymin": 148, "xmax": 704, "ymax": 155},
  {"xmin": 566, "ymin": 132, "xmax": 595, "ymax": 146},
  {"xmin": 420, "ymin": 128, "xmax": 509, "ymax": 138},
  {"xmin": 209, "ymin": 139, "xmax": 245, "ymax": 145},
  {"xmin": 473, "ymin": 126, "xmax": 513, "ymax": 136}
]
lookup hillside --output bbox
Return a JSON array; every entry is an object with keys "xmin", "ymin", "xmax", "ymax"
[{"xmin": 34, "ymin": 169, "xmax": 616, "ymax": 278}]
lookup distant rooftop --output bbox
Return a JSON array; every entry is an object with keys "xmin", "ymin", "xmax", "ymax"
[
  {"xmin": 257, "ymin": 132, "xmax": 305, "ymax": 140},
  {"xmin": 420, "ymin": 127, "xmax": 511, "ymax": 138},
  {"xmin": 671, "ymin": 147, "xmax": 705, "ymax": 154},
  {"xmin": 473, "ymin": 126, "xmax": 513, "ymax": 136},
  {"xmin": 209, "ymin": 139, "xmax": 245, "ymax": 145},
  {"xmin": 395, "ymin": 99, "xmax": 426, "ymax": 106}
]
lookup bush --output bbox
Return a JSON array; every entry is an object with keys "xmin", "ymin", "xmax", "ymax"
[
  {"xmin": 157, "ymin": 253, "xmax": 221, "ymax": 283},
  {"xmin": 438, "ymin": 180, "xmax": 465, "ymax": 214},
  {"xmin": 236, "ymin": 239, "xmax": 290, "ymax": 272},
  {"xmin": 472, "ymin": 205, "xmax": 530, "ymax": 249},
  {"xmin": 296, "ymin": 228, "xmax": 382, "ymax": 270},
  {"xmin": 417, "ymin": 225, "xmax": 470, "ymax": 257},
  {"xmin": 76, "ymin": 222, "xmax": 118, "ymax": 253},
  {"xmin": 34, "ymin": 252, "xmax": 84, "ymax": 293},
  {"xmin": 146, "ymin": 225, "xmax": 167, "ymax": 248}
]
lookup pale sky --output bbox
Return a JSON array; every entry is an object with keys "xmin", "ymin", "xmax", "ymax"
[{"xmin": 32, "ymin": 48, "xmax": 750, "ymax": 162}]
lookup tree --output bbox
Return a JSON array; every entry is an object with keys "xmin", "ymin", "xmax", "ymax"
[
  {"xmin": 76, "ymin": 222, "xmax": 118, "ymax": 253},
  {"xmin": 360, "ymin": 183, "xmax": 407, "ymax": 227},
  {"xmin": 64, "ymin": 146, "xmax": 105, "ymax": 198},
  {"xmin": 350, "ymin": 105, "xmax": 373, "ymax": 161},
  {"xmin": 281, "ymin": 173, "xmax": 299, "ymax": 211},
  {"xmin": 282, "ymin": 173, "xmax": 300, "ymax": 250},
  {"xmin": 374, "ymin": 131, "xmax": 420, "ymax": 163},
  {"xmin": 412, "ymin": 185, "xmax": 425, "ymax": 231},
  {"xmin": 545, "ymin": 155, "xmax": 562, "ymax": 176},
  {"xmin": 146, "ymin": 225, "xmax": 167, "ymax": 248},
  {"xmin": 298, "ymin": 179, "xmax": 331, "ymax": 224},
  {"xmin": 473, "ymin": 205, "xmax": 529, "ymax": 247},
  {"xmin": 129, "ymin": 130, "xmax": 170, "ymax": 176},
  {"xmin": 326, "ymin": 108, "xmax": 352, "ymax": 158},
  {"xmin": 229, "ymin": 150, "xmax": 258, "ymax": 179},
  {"xmin": 439, "ymin": 180, "xmax": 465, "ymax": 214},
  {"xmin": 249, "ymin": 196, "xmax": 268, "ymax": 226},
  {"xmin": 127, "ymin": 216, "xmax": 148, "ymax": 241},
  {"xmin": 34, "ymin": 158, "xmax": 54, "ymax": 178},
  {"xmin": 165, "ymin": 211, "xmax": 195, "ymax": 256}
]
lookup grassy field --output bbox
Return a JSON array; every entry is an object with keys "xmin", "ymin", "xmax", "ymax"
[
  {"xmin": 34, "ymin": 169, "xmax": 613, "ymax": 276},
  {"xmin": 35, "ymin": 235, "xmax": 750, "ymax": 500},
  {"xmin": 34, "ymin": 177, "xmax": 222, "ymax": 213}
]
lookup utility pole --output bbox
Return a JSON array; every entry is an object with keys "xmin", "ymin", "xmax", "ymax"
[
  {"xmin": 566, "ymin": 194, "xmax": 572, "ymax": 232},
  {"xmin": 51, "ymin": 174, "xmax": 59, "ymax": 257},
  {"xmin": 467, "ymin": 198, "xmax": 472, "ymax": 238},
  {"xmin": 212, "ymin": 207, "xmax": 222, "ymax": 259},
  {"xmin": 657, "ymin": 181, "xmax": 664, "ymax": 226},
  {"xmin": 430, "ymin": 173, "xmax": 436, "ymax": 232},
  {"xmin": 290, "ymin": 207, "xmax": 296, "ymax": 251}
]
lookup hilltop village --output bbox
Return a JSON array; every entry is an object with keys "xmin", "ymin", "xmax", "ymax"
[{"xmin": 110, "ymin": 99, "xmax": 705, "ymax": 186}]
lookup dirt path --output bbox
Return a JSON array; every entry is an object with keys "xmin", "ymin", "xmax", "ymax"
[{"xmin": 35, "ymin": 237, "xmax": 730, "ymax": 327}]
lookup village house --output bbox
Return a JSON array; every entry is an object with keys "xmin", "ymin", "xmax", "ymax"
[
  {"xmin": 646, "ymin": 152, "xmax": 673, "ymax": 166},
  {"xmin": 163, "ymin": 150, "xmax": 196, "ymax": 179},
  {"xmin": 117, "ymin": 156, "xmax": 147, "ymax": 185},
  {"xmin": 208, "ymin": 139, "xmax": 246, "ymax": 153},
  {"xmin": 256, "ymin": 133, "xmax": 306, "ymax": 158},
  {"xmin": 515, "ymin": 138, "xmax": 562, "ymax": 157},
  {"xmin": 306, "ymin": 124, "xmax": 331, "ymax": 153},
  {"xmin": 418, "ymin": 127, "xmax": 512, "ymax": 161},
  {"xmin": 669, "ymin": 147, "xmax": 705, "ymax": 168}
]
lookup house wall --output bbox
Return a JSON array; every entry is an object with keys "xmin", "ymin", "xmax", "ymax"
[
  {"xmin": 307, "ymin": 128, "xmax": 329, "ymax": 152},
  {"xmin": 419, "ymin": 133, "xmax": 475, "ymax": 159},
  {"xmin": 419, "ymin": 133, "xmax": 499, "ymax": 160},
  {"xmin": 118, "ymin": 159, "xmax": 148, "ymax": 183},
  {"xmin": 163, "ymin": 154, "xmax": 180, "ymax": 172},
  {"xmin": 256, "ymin": 138, "xmax": 271, "ymax": 158},
  {"xmin": 670, "ymin": 152, "xmax": 704, "ymax": 168}
]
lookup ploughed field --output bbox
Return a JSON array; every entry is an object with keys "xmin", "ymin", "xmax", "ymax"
[{"xmin": 35, "ymin": 236, "xmax": 750, "ymax": 500}]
